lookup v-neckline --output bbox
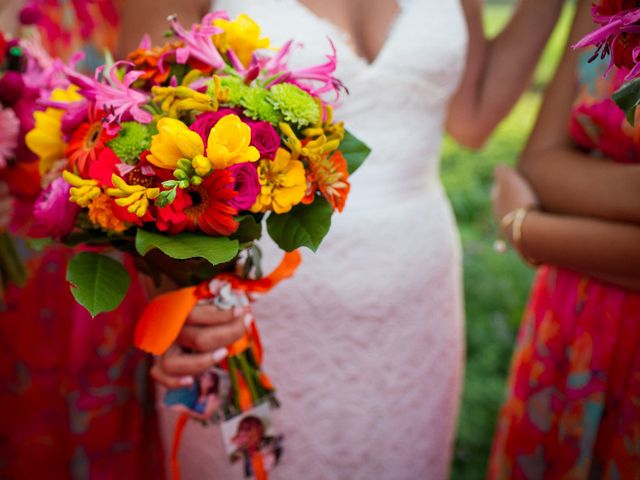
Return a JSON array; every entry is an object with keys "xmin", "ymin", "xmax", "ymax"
[{"xmin": 293, "ymin": 0, "xmax": 404, "ymax": 68}]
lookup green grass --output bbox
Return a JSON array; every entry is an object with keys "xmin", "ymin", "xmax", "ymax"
[{"xmin": 445, "ymin": 4, "xmax": 574, "ymax": 479}]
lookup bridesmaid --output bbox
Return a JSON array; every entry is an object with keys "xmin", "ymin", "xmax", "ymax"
[
  {"xmin": 0, "ymin": 1, "xmax": 243, "ymax": 478},
  {"xmin": 489, "ymin": 0, "xmax": 640, "ymax": 477}
]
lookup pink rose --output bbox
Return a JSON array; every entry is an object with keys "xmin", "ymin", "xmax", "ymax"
[
  {"xmin": 227, "ymin": 163, "xmax": 260, "ymax": 211},
  {"xmin": 248, "ymin": 121, "xmax": 280, "ymax": 159},
  {"xmin": 30, "ymin": 177, "xmax": 79, "ymax": 239}
]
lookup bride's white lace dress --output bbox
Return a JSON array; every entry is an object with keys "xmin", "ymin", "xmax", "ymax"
[{"xmin": 160, "ymin": 1, "xmax": 468, "ymax": 478}]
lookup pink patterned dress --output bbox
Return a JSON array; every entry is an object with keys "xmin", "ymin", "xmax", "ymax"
[
  {"xmin": 0, "ymin": 2, "xmax": 164, "ymax": 478},
  {"xmin": 487, "ymin": 59, "xmax": 640, "ymax": 478}
]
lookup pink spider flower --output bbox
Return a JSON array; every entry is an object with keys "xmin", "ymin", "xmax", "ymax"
[
  {"xmin": 264, "ymin": 38, "xmax": 346, "ymax": 100},
  {"xmin": 574, "ymin": 6, "xmax": 640, "ymax": 79},
  {"xmin": 167, "ymin": 12, "xmax": 227, "ymax": 70},
  {"xmin": 65, "ymin": 61, "xmax": 152, "ymax": 133}
]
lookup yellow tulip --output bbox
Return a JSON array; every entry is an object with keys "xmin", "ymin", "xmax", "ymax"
[
  {"xmin": 147, "ymin": 118, "xmax": 204, "ymax": 169},
  {"xmin": 207, "ymin": 114, "xmax": 260, "ymax": 169}
]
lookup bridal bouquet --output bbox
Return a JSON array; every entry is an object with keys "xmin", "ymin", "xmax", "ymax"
[
  {"xmin": 25, "ymin": 10, "xmax": 369, "ymax": 479},
  {"xmin": 574, "ymin": 0, "xmax": 640, "ymax": 124}
]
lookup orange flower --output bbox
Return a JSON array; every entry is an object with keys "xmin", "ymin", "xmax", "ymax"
[
  {"xmin": 88, "ymin": 193, "xmax": 128, "ymax": 232},
  {"xmin": 308, "ymin": 150, "xmax": 350, "ymax": 212},
  {"xmin": 127, "ymin": 42, "xmax": 181, "ymax": 86},
  {"xmin": 66, "ymin": 111, "xmax": 115, "ymax": 176}
]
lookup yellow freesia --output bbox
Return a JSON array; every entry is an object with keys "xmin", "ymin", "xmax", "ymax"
[
  {"xmin": 26, "ymin": 86, "xmax": 83, "ymax": 175},
  {"xmin": 207, "ymin": 114, "xmax": 260, "ymax": 169},
  {"xmin": 106, "ymin": 174, "xmax": 160, "ymax": 217},
  {"xmin": 147, "ymin": 118, "xmax": 204, "ymax": 169},
  {"xmin": 251, "ymin": 148, "xmax": 306, "ymax": 214},
  {"xmin": 213, "ymin": 14, "xmax": 270, "ymax": 67},
  {"xmin": 63, "ymin": 170, "xmax": 101, "ymax": 207}
]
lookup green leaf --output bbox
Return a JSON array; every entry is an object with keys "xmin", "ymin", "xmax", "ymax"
[
  {"xmin": 135, "ymin": 229, "xmax": 240, "ymax": 266},
  {"xmin": 231, "ymin": 215, "xmax": 263, "ymax": 244},
  {"xmin": 266, "ymin": 198, "xmax": 333, "ymax": 252},
  {"xmin": 66, "ymin": 252, "xmax": 131, "ymax": 317},
  {"xmin": 613, "ymin": 78, "xmax": 640, "ymax": 125},
  {"xmin": 340, "ymin": 129, "xmax": 371, "ymax": 174}
]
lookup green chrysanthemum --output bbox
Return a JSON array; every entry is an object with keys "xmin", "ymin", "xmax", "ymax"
[
  {"xmin": 107, "ymin": 122, "xmax": 152, "ymax": 164},
  {"xmin": 267, "ymin": 83, "xmax": 321, "ymax": 128},
  {"xmin": 217, "ymin": 76, "xmax": 250, "ymax": 107},
  {"xmin": 240, "ymin": 87, "xmax": 283, "ymax": 126}
]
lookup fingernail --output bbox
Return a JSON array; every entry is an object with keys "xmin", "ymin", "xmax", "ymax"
[
  {"xmin": 244, "ymin": 313, "xmax": 254, "ymax": 329},
  {"xmin": 232, "ymin": 306, "xmax": 244, "ymax": 317},
  {"xmin": 179, "ymin": 376, "xmax": 194, "ymax": 386},
  {"xmin": 212, "ymin": 347, "xmax": 228, "ymax": 363}
]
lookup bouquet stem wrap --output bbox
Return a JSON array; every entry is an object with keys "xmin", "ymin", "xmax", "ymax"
[{"xmin": 134, "ymin": 251, "xmax": 302, "ymax": 480}]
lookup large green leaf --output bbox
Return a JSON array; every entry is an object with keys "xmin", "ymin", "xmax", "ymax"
[
  {"xmin": 613, "ymin": 78, "xmax": 640, "ymax": 125},
  {"xmin": 266, "ymin": 198, "xmax": 333, "ymax": 252},
  {"xmin": 135, "ymin": 229, "xmax": 239, "ymax": 266},
  {"xmin": 340, "ymin": 129, "xmax": 371, "ymax": 174},
  {"xmin": 66, "ymin": 252, "xmax": 131, "ymax": 317}
]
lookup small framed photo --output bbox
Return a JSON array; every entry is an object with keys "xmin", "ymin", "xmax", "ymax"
[
  {"xmin": 221, "ymin": 402, "xmax": 284, "ymax": 476},
  {"xmin": 164, "ymin": 367, "xmax": 231, "ymax": 422}
]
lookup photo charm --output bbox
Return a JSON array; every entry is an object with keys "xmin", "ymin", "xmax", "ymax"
[{"xmin": 221, "ymin": 402, "xmax": 284, "ymax": 479}]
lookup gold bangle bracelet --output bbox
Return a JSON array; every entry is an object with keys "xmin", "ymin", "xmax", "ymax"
[{"xmin": 498, "ymin": 207, "xmax": 540, "ymax": 267}]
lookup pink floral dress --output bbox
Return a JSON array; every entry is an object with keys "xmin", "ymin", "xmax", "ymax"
[
  {"xmin": 487, "ymin": 58, "xmax": 640, "ymax": 479},
  {"xmin": 1, "ymin": 2, "xmax": 164, "ymax": 478}
]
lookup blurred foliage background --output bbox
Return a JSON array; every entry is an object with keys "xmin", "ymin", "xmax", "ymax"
[{"xmin": 446, "ymin": 2, "xmax": 575, "ymax": 478}]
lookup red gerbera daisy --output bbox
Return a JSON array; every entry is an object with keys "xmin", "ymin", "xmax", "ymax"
[
  {"xmin": 66, "ymin": 110, "xmax": 115, "ymax": 176},
  {"xmin": 181, "ymin": 169, "xmax": 239, "ymax": 236}
]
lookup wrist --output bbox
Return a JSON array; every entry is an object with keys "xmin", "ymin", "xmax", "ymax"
[{"xmin": 499, "ymin": 206, "xmax": 540, "ymax": 266}]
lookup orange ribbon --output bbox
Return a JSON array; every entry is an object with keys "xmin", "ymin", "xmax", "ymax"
[
  {"xmin": 251, "ymin": 452, "xmax": 268, "ymax": 480},
  {"xmin": 142, "ymin": 251, "xmax": 301, "ymax": 480},
  {"xmin": 135, "ymin": 250, "xmax": 301, "ymax": 355}
]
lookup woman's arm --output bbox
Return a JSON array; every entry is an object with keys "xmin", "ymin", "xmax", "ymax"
[
  {"xmin": 518, "ymin": 0, "xmax": 640, "ymax": 224},
  {"xmin": 446, "ymin": 0, "xmax": 565, "ymax": 149},
  {"xmin": 117, "ymin": 0, "xmax": 210, "ymax": 58},
  {"xmin": 493, "ymin": 164, "xmax": 640, "ymax": 290}
]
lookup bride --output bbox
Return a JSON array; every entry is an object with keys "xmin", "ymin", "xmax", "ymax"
[{"xmin": 133, "ymin": 0, "xmax": 567, "ymax": 478}]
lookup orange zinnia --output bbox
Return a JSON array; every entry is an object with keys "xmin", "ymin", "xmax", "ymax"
[{"xmin": 309, "ymin": 150, "xmax": 351, "ymax": 212}]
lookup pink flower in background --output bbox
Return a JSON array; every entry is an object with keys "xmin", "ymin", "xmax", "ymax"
[
  {"xmin": 227, "ymin": 162, "xmax": 260, "ymax": 210},
  {"xmin": 248, "ymin": 121, "xmax": 280, "ymax": 159},
  {"xmin": 0, "ymin": 107, "xmax": 20, "ymax": 168},
  {"xmin": 574, "ymin": 6, "xmax": 640, "ymax": 78},
  {"xmin": 30, "ymin": 177, "xmax": 79, "ymax": 239},
  {"xmin": 169, "ymin": 13, "xmax": 226, "ymax": 70},
  {"xmin": 65, "ymin": 61, "xmax": 152, "ymax": 132}
]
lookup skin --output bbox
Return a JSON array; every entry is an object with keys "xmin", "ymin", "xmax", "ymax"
[
  {"xmin": 144, "ymin": 0, "xmax": 568, "ymax": 382},
  {"xmin": 493, "ymin": 0, "xmax": 640, "ymax": 291}
]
